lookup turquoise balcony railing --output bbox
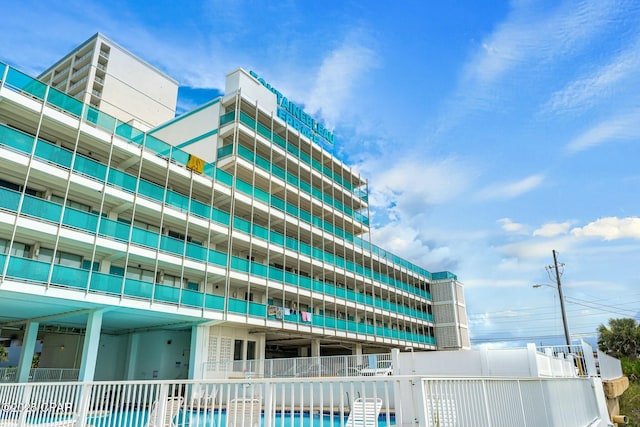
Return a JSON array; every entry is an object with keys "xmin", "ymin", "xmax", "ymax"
[
  {"xmin": 0, "ymin": 62, "xmax": 432, "ymax": 296},
  {"xmin": 0, "ymin": 250, "xmax": 435, "ymax": 346},
  {"xmin": 0, "ymin": 123, "xmax": 431, "ymax": 301}
]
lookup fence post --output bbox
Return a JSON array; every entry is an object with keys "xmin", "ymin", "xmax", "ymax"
[{"xmin": 76, "ymin": 382, "xmax": 93, "ymax": 427}]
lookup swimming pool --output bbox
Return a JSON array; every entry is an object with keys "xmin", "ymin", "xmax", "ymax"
[{"xmin": 87, "ymin": 409, "xmax": 396, "ymax": 427}]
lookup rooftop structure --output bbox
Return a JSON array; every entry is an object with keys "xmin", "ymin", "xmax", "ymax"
[{"xmin": 0, "ymin": 34, "xmax": 468, "ymax": 384}]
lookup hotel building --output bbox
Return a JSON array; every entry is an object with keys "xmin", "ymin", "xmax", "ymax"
[{"xmin": 0, "ymin": 33, "xmax": 469, "ymax": 383}]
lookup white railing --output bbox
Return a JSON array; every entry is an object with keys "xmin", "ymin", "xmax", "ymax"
[
  {"xmin": 420, "ymin": 377, "xmax": 601, "ymax": 427},
  {"xmin": 204, "ymin": 353, "xmax": 392, "ymax": 379},
  {"xmin": 0, "ymin": 375, "xmax": 607, "ymax": 427},
  {"xmin": 597, "ymin": 350, "xmax": 623, "ymax": 380},
  {"xmin": 0, "ymin": 368, "xmax": 79, "ymax": 383}
]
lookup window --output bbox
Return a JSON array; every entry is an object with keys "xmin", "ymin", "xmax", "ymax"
[
  {"xmin": 247, "ymin": 341, "xmax": 256, "ymax": 360},
  {"xmin": 126, "ymin": 266, "xmax": 155, "ymax": 283},
  {"xmin": 233, "ymin": 340, "xmax": 243, "ymax": 361},
  {"xmin": 163, "ymin": 274, "xmax": 187, "ymax": 288},
  {"xmin": 37, "ymin": 248, "xmax": 82, "ymax": 267}
]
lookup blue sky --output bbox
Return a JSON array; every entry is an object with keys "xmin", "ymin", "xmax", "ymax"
[{"xmin": 2, "ymin": 0, "xmax": 639, "ymax": 347}]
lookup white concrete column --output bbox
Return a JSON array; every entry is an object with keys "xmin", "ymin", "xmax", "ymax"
[
  {"xmin": 352, "ymin": 343, "xmax": 363, "ymax": 355},
  {"xmin": 78, "ymin": 310, "xmax": 104, "ymax": 382},
  {"xmin": 17, "ymin": 321, "xmax": 39, "ymax": 383},
  {"xmin": 124, "ymin": 333, "xmax": 140, "ymax": 380},
  {"xmin": 311, "ymin": 339, "xmax": 321, "ymax": 357},
  {"xmin": 189, "ymin": 325, "xmax": 208, "ymax": 380}
]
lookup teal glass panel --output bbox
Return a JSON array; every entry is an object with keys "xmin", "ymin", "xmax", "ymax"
[
  {"xmin": 273, "ymin": 134, "xmax": 286, "ymax": 149},
  {"xmin": 73, "ymin": 155, "xmax": 107, "ymax": 181},
  {"xmin": 253, "ymin": 187, "xmax": 270, "ymax": 204},
  {"xmin": 46, "ymin": 87, "xmax": 83, "ymax": 117},
  {"xmin": 0, "ymin": 187, "xmax": 20, "ymax": 211},
  {"xmin": 122, "ymin": 276, "xmax": 152, "ymax": 298},
  {"xmin": 202, "ymin": 163, "xmax": 215, "ymax": 178},
  {"xmin": 166, "ymin": 190, "xmax": 189, "ymax": 211},
  {"xmin": 284, "ymin": 271, "xmax": 297, "ymax": 286},
  {"xmin": 137, "ymin": 179, "xmax": 164, "ymax": 202},
  {"xmin": 21, "ymin": 195, "xmax": 62, "ymax": 222},
  {"xmin": 204, "ymin": 293, "xmax": 225, "ymax": 311},
  {"xmin": 84, "ymin": 106, "xmax": 116, "ymax": 131},
  {"xmin": 250, "ymin": 262, "xmax": 267, "ymax": 277},
  {"xmin": 6, "ymin": 68, "xmax": 46, "ymax": 100},
  {"xmin": 270, "ymin": 231, "xmax": 284, "ymax": 246},
  {"xmin": 185, "ymin": 242, "xmax": 207, "ymax": 261},
  {"xmin": 230, "ymin": 256, "xmax": 249, "ymax": 273},
  {"xmin": 235, "ymin": 179, "xmax": 253, "ymax": 196},
  {"xmin": 107, "ymin": 168, "xmax": 137, "ymax": 192},
  {"xmin": 6, "ymin": 257, "xmax": 49, "ymax": 282},
  {"xmin": 98, "ymin": 218, "xmax": 130, "ymax": 241},
  {"xmin": 347, "ymin": 320, "xmax": 357, "ymax": 332},
  {"xmin": 248, "ymin": 302, "xmax": 266, "ymax": 317},
  {"xmin": 62, "ymin": 207, "xmax": 98, "ymax": 232},
  {"xmin": 145, "ymin": 135, "xmax": 170, "ymax": 155},
  {"xmin": 312, "ymin": 280, "xmax": 323, "ymax": 292},
  {"xmin": 268, "ymin": 267, "xmax": 283, "ymax": 282},
  {"xmin": 34, "ymin": 140, "xmax": 73, "ymax": 168},
  {"xmin": 325, "ymin": 284, "xmax": 336, "ymax": 296},
  {"xmin": 170, "ymin": 147, "xmax": 190, "ymax": 165},
  {"xmin": 208, "ymin": 250, "xmax": 227, "ymax": 266},
  {"xmin": 215, "ymin": 168, "xmax": 233, "ymax": 186},
  {"xmin": 0, "ymin": 63, "xmax": 5, "ymax": 81},
  {"xmin": 335, "ymin": 288, "xmax": 346, "ymax": 299},
  {"xmin": 299, "ymin": 276, "xmax": 311, "ymax": 290},
  {"xmin": 239, "ymin": 112, "xmax": 256, "ymax": 129},
  {"xmin": 228, "ymin": 298, "xmax": 247, "ymax": 314},
  {"xmin": 311, "ymin": 313, "xmax": 323, "ymax": 327},
  {"xmin": 131, "ymin": 227, "xmax": 159, "ymax": 248},
  {"xmin": 219, "ymin": 111, "xmax": 235, "ymax": 126},
  {"xmin": 154, "ymin": 284, "xmax": 180, "ymax": 304},
  {"xmin": 252, "ymin": 223, "xmax": 268, "ymax": 239},
  {"xmin": 160, "ymin": 235, "xmax": 185, "ymax": 255},
  {"xmin": 211, "ymin": 208, "xmax": 230, "ymax": 225},
  {"xmin": 217, "ymin": 144, "xmax": 234, "ymax": 159},
  {"xmin": 325, "ymin": 317, "xmax": 336, "ymax": 328},
  {"xmin": 0, "ymin": 254, "xmax": 5, "ymax": 272},
  {"xmin": 51, "ymin": 264, "xmax": 88, "ymax": 289},
  {"xmin": 285, "ymin": 237, "xmax": 297, "ymax": 251},
  {"xmin": 115, "ymin": 121, "xmax": 144, "ymax": 144},
  {"xmin": 190, "ymin": 199, "xmax": 210, "ymax": 219},
  {"xmin": 0, "ymin": 124, "xmax": 35, "ymax": 153},
  {"xmin": 234, "ymin": 217, "xmax": 251, "ymax": 233},
  {"xmin": 181, "ymin": 289, "xmax": 203, "ymax": 307},
  {"xmin": 271, "ymin": 196, "xmax": 285, "ymax": 211},
  {"xmin": 299, "ymin": 242, "xmax": 311, "ymax": 257}
]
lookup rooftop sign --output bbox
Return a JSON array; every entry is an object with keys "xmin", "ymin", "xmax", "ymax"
[{"xmin": 250, "ymin": 70, "xmax": 334, "ymax": 145}]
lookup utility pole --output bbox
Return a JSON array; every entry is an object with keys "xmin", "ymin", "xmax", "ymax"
[{"xmin": 549, "ymin": 250, "xmax": 571, "ymax": 347}]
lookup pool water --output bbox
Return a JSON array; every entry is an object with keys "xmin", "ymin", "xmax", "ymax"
[{"xmin": 88, "ymin": 409, "xmax": 395, "ymax": 427}]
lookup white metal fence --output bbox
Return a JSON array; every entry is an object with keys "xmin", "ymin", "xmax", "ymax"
[
  {"xmin": 0, "ymin": 375, "xmax": 606, "ymax": 427},
  {"xmin": 0, "ymin": 368, "xmax": 79, "ymax": 383},
  {"xmin": 596, "ymin": 350, "xmax": 623, "ymax": 380},
  {"xmin": 420, "ymin": 377, "xmax": 601, "ymax": 427},
  {"xmin": 204, "ymin": 353, "xmax": 393, "ymax": 379}
]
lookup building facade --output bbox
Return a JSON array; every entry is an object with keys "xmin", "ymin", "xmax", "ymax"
[{"xmin": 0, "ymin": 34, "xmax": 469, "ymax": 383}]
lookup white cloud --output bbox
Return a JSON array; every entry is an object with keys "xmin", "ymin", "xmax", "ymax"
[
  {"xmin": 571, "ymin": 217, "xmax": 640, "ymax": 240},
  {"xmin": 533, "ymin": 222, "xmax": 572, "ymax": 237},
  {"xmin": 465, "ymin": 0, "xmax": 620, "ymax": 86},
  {"xmin": 566, "ymin": 109, "xmax": 640, "ymax": 153},
  {"xmin": 476, "ymin": 174, "xmax": 544, "ymax": 201},
  {"xmin": 305, "ymin": 34, "xmax": 377, "ymax": 127},
  {"xmin": 544, "ymin": 37, "xmax": 640, "ymax": 114},
  {"xmin": 499, "ymin": 236, "xmax": 575, "ymax": 260},
  {"xmin": 498, "ymin": 218, "xmax": 528, "ymax": 234}
]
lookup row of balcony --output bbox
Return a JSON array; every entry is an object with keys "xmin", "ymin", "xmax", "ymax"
[
  {"xmin": 0, "ymin": 254, "xmax": 435, "ymax": 345},
  {"xmin": 218, "ymin": 143, "xmax": 368, "ymax": 226},
  {"xmin": 0, "ymin": 183, "xmax": 433, "ymax": 321},
  {"xmin": 0, "ymin": 123, "xmax": 431, "ymax": 301},
  {"xmin": 0, "ymin": 61, "xmax": 434, "ymax": 281}
]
